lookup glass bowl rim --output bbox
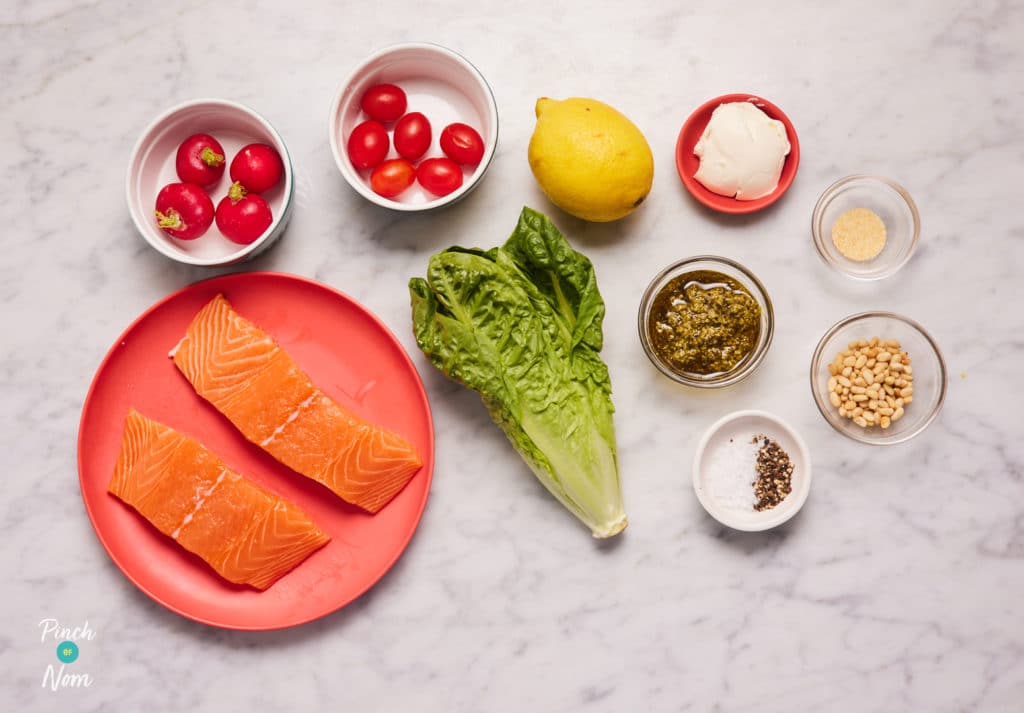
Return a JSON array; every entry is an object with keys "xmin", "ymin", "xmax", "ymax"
[
  {"xmin": 809, "ymin": 310, "xmax": 948, "ymax": 445},
  {"xmin": 637, "ymin": 254, "xmax": 775, "ymax": 389},
  {"xmin": 810, "ymin": 174, "xmax": 921, "ymax": 282}
]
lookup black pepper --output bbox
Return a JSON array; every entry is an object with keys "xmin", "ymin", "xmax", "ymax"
[{"xmin": 751, "ymin": 435, "xmax": 794, "ymax": 511}]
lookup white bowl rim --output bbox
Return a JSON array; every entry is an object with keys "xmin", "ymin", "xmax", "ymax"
[
  {"xmin": 809, "ymin": 310, "xmax": 948, "ymax": 445},
  {"xmin": 327, "ymin": 41, "xmax": 499, "ymax": 212},
  {"xmin": 125, "ymin": 97, "xmax": 294, "ymax": 266},
  {"xmin": 692, "ymin": 409, "xmax": 813, "ymax": 531},
  {"xmin": 810, "ymin": 174, "xmax": 921, "ymax": 281}
]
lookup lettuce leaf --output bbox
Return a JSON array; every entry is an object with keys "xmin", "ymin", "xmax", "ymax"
[{"xmin": 409, "ymin": 207, "xmax": 626, "ymax": 537}]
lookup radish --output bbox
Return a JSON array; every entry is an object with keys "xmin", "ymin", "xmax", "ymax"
[
  {"xmin": 175, "ymin": 133, "xmax": 226, "ymax": 189},
  {"xmin": 154, "ymin": 183, "xmax": 215, "ymax": 240},
  {"xmin": 215, "ymin": 181, "xmax": 273, "ymax": 244}
]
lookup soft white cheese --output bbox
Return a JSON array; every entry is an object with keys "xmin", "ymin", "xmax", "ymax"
[{"xmin": 693, "ymin": 102, "xmax": 791, "ymax": 201}]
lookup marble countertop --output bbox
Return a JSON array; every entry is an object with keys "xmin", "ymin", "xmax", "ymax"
[{"xmin": 4, "ymin": 1, "xmax": 1023, "ymax": 711}]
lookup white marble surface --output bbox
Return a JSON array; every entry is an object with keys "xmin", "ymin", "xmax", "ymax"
[{"xmin": 3, "ymin": 1, "xmax": 1023, "ymax": 710}]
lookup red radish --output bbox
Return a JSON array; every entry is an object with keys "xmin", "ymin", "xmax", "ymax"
[
  {"xmin": 154, "ymin": 183, "xmax": 215, "ymax": 240},
  {"xmin": 230, "ymin": 143, "xmax": 284, "ymax": 194},
  {"xmin": 393, "ymin": 112, "xmax": 432, "ymax": 161},
  {"xmin": 360, "ymin": 84, "xmax": 407, "ymax": 122},
  {"xmin": 215, "ymin": 181, "xmax": 273, "ymax": 244},
  {"xmin": 175, "ymin": 133, "xmax": 226, "ymax": 188},
  {"xmin": 416, "ymin": 157, "xmax": 463, "ymax": 197},
  {"xmin": 347, "ymin": 120, "xmax": 390, "ymax": 169},
  {"xmin": 370, "ymin": 159, "xmax": 416, "ymax": 198},
  {"xmin": 440, "ymin": 123, "xmax": 485, "ymax": 165}
]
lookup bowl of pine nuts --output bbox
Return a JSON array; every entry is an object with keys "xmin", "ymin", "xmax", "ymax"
[{"xmin": 810, "ymin": 312, "xmax": 947, "ymax": 445}]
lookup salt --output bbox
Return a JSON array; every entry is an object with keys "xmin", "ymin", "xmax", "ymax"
[{"xmin": 705, "ymin": 437, "xmax": 759, "ymax": 511}]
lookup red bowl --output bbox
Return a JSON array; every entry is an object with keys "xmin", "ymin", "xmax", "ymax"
[{"xmin": 675, "ymin": 93, "xmax": 800, "ymax": 214}]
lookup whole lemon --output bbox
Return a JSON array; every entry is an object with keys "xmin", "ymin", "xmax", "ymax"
[{"xmin": 528, "ymin": 97, "xmax": 654, "ymax": 222}]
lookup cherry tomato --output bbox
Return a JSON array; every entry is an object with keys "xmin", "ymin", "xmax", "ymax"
[
  {"xmin": 347, "ymin": 120, "xmax": 389, "ymax": 170},
  {"xmin": 370, "ymin": 158, "xmax": 416, "ymax": 198},
  {"xmin": 393, "ymin": 112, "xmax": 432, "ymax": 161},
  {"xmin": 440, "ymin": 123, "xmax": 485, "ymax": 166},
  {"xmin": 154, "ymin": 182, "xmax": 214, "ymax": 240},
  {"xmin": 360, "ymin": 84, "xmax": 407, "ymax": 123},
  {"xmin": 416, "ymin": 157, "xmax": 463, "ymax": 197},
  {"xmin": 175, "ymin": 133, "xmax": 226, "ymax": 188},
  {"xmin": 229, "ymin": 143, "xmax": 284, "ymax": 194},
  {"xmin": 215, "ymin": 182, "xmax": 273, "ymax": 244}
]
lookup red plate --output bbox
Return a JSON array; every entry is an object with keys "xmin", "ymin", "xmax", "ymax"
[
  {"xmin": 675, "ymin": 93, "xmax": 800, "ymax": 214},
  {"xmin": 77, "ymin": 272, "xmax": 434, "ymax": 630}
]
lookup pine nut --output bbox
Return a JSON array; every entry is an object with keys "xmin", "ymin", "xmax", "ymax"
[{"xmin": 826, "ymin": 337, "xmax": 913, "ymax": 430}]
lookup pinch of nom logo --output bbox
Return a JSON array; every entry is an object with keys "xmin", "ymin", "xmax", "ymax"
[{"xmin": 38, "ymin": 618, "xmax": 95, "ymax": 690}]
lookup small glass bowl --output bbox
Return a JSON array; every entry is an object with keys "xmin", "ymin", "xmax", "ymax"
[
  {"xmin": 638, "ymin": 256, "xmax": 774, "ymax": 388},
  {"xmin": 811, "ymin": 175, "xmax": 920, "ymax": 280},
  {"xmin": 810, "ymin": 311, "xmax": 947, "ymax": 445}
]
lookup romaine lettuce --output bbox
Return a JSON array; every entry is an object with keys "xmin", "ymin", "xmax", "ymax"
[{"xmin": 409, "ymin": 207, "xmax": 626, "ymax": 537}]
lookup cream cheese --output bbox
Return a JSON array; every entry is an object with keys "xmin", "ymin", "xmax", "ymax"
[{"xmin": 693, "ymin": 102, "xmax": 791, "ymax": 201}]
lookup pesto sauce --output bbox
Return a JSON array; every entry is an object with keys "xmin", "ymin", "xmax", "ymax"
[{"xmin": 647, "ymin": 270, "xmax": 761, "ymax": 375}]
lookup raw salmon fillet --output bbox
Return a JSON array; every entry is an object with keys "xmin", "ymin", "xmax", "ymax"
[
  {"xmin": 109, "ymin": 409, "xmax": 330, "ymax": 590},
  {"xmin": 171, "ymin": 294, "xmax": 422, "ymax": 513}
]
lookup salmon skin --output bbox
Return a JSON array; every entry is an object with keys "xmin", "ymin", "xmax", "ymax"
[
  {"xmin": 109, "ymin": 409, "xmax": 329, "ymax": 590},
  {"xmin": 172, "ymin": 294, "xmax": 422, "ymax": 513}
]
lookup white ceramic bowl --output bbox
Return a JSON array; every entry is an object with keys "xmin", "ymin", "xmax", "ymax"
[
  {"xmin": 126, "ymin": 99, "xmax": 294, "ymax": 266},
  {"xmin": 329, "ymin": 43, "xmax": 498, "ymax": 211},
  {"xmin": 692, "ymin": 410, "xmax": 812, "ymax": 531}
]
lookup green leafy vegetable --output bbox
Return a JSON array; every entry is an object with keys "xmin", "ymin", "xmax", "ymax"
[{"xmin": 409, "ymin": 207, "xmax": 626, "ymax": 538}]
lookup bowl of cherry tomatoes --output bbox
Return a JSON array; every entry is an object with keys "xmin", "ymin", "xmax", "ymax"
[
  {"xmin": 126, "ymin": 98, "xmax": 293, "ymax": 266},
  {"xmin": 329, "ymin": 43, "xmax": 499, "ymax": 211}
]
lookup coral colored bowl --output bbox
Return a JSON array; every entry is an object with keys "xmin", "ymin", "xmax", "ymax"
[{"xmin": 675, "ymin": 93, "xmax": 799, "ymax": 214}]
